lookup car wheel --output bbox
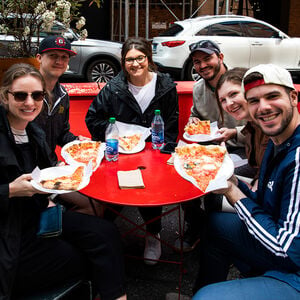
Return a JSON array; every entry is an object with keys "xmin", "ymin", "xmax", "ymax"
[
  {"xmin": 86, "ymin": 59, "xmax": 119, "ymax": 83},
  {"xmin": 184, "ymin": 59, "xmax": 201, "ymax": 81}
]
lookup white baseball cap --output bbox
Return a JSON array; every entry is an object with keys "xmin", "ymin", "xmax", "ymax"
[{"xmin": 242, "ymin": 64, "xmax": 295, "ymax": 94}]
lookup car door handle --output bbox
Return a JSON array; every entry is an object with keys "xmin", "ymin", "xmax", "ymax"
[{"xmin": 251, "ymin": 42, "xmax": 263, "ymax": 46}]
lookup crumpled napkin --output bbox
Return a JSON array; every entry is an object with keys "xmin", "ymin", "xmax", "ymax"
[{"xmin": 117, "ymin": 169, "xmax": 145, "ymax": 189}]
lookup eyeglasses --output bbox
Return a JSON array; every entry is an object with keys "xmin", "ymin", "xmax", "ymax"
[
  {"xmin": 125, "ymin": 55, "xmax": 147, "ymax": 64},
  {"xmin": 7, "ymin": 91, "xmax": 46, "ymax": 102}
]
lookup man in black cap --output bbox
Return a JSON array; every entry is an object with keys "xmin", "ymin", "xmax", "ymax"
[
  {"xmin": 174, "ymin": 40, "xmax": 245, "ymax": 252},
  {"xmin": 35, "ymin": 35, "xmax": 103, "ymax": 216}
]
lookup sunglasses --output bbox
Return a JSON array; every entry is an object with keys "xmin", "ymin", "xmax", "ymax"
[
  {"xmin": 189, "ymin": 40, "xmax": 220, "ymax": 53},
  {"xmin": 7, "ymin": 91, "xmax": 46, "ymax": 102}
]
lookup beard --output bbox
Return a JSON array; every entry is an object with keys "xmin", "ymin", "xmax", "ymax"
[
  {"xmin": 200, "ymin": 60, "xmax": 221, "ymax": 81},
  {"xmin": 256, "ymin": 103, "xmax": 294, "ymax": 137}
]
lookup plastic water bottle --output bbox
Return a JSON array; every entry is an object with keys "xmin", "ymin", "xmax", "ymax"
[
  {"xmin": 151, "ymin": 109, "xmax": 164, "ymax": 149},
  {"xmin": 105, "ymin": 117, "xmax": 119, "ymax": 161}
]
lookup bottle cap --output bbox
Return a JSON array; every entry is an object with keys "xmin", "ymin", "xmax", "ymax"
[
  {"xmin": 154, "ymin": 109, "xmax": 161, "ymax": 115},
  {"xmin": 109, "ymin": 117, "xmax": 116, "ymax": 123}
]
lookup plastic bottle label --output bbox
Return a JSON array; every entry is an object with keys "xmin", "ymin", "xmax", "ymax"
[{"xmin": 106, "ymin": 139, "xmax": 119, "ymax": 155}]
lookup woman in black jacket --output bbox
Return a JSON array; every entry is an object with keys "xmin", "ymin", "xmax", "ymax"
[
  {"xmin": 0, "ymin": 64, "xmax": 126, "ymax": 300},
  {"xmin": 85, "ymin": 37, "xmax": 179, "ymax": 265}
]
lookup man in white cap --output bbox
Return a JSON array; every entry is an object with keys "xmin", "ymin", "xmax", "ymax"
[
  {"xmin": 193, "ymin": 64, "xmax": 300, "ymax": 300},
  {"xmin": 35, "ymin": 36, "xmax": 103, "ymax": 216}
]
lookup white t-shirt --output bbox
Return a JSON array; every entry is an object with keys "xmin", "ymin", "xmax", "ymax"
[{"xmin": 128, "ymin": 72, "xmax": 157, "ymax": 113}]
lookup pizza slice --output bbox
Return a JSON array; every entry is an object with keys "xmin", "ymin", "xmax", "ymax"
[
  {"xmin": 184, "ymin": 120, "xmax": 211, "ymax": 135},
  {"xmin": 175, "ymin": 144, "xmax": 226, "ymax": 192},
  {"xmin": 40, "ymin": 166, "xmax": 84, "ymax": 190},
  {"xmin": 64, "ymin": 141, "xmax": 101, "ymax": 169},
  {"xmin": 119, "ymin": 134, "xmax": 142, "ymax": 151}
]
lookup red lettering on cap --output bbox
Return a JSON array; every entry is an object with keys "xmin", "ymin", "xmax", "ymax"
[{"xmin": 244, "ymin": 79, "xmax": 265, "ymax": 93}]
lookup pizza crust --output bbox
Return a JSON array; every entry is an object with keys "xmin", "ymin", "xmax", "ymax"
[{"xmin": 40, "ymin": 166, "xmax": 84, "ymax": 191}]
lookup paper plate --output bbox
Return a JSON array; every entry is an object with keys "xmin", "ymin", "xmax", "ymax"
[
  {"xmin": 119, "ymin": 139, "xmax": 146, "ymax": 154},
  {"xmin": 183, "ymin": 131, "xmax": 221, "ymax": 143},
  {"xmin": 61, "ymin": 140, "xmax": 105, "ymax": 171},
  {"xmin": 174, "ymin": 153, "xmax": 234, "ymax": 192},
  {"xmin": 31, "ymin": 165, "xmax": 91, "ymax": 194}
]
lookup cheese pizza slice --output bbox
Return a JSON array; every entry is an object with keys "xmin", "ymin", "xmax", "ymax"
[
  {"xmin": 184, "ymin": 120, "xmax": 211, "ymax": 135},
  {"xmin": 40, "ymin": 166, "xmax": 84, "ymax": 191},
  {"xmin": 175, "ymin": 144, "xmax": 226, "ymax": 192},
  {"xmin": 119, "ymin": 134, "xmax": 142, "ymax": 151},
  {"xmin": 64, "ymin": 141, "xmax": 101, "ymax": 169}
]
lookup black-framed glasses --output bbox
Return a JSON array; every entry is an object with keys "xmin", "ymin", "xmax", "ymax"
[
  {"xmin": 125, "ymin": 55, "xmax": 147, "ymax": 64},
  {"xmin": 7, "ymin": 91, "xmax": 46, "ymax": 102}
]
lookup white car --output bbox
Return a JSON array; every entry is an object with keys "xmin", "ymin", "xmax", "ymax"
[
  {"xmin": 0, "ymin": 21, "xmax": 122, "ymax": 83},
  {"xmin": 152, "ymin": 15, "xmax": 300, "ymax": 81}
]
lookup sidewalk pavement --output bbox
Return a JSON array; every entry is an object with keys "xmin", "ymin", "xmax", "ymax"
[{"xmin": 115, "ymin": 205, "xmax": 239, "ymax": 300}]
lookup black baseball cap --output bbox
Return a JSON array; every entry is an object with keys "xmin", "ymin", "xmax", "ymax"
[
  {"xmin": 38, "ymin": 36, "xmax": 77, "ymax": 56},
  {"xmin": 189, "ymin": 40, "xmax": 220, "ymax": 55}
]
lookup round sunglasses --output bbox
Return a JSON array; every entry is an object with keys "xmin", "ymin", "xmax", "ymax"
[{"xmin": 7, "ymin": 91, "xmax": 46, "ymax": 102}]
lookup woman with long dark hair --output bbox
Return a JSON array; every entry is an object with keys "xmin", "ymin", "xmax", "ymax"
[{"xmin": 86, "ymin": 37, "xmax": 179, "ymax": 265}]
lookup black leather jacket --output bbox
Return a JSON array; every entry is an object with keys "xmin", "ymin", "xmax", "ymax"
[
  {"xmin": 85, "ymin": 71, "xmax": 179, "ymax": 142},
  {"xmin": 0, "ymin": 106, "xmax": 55, "ymax": 298}
]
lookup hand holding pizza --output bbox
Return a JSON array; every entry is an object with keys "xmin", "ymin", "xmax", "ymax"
[
  {"xmin": 188, "ymin": 117, "xmax": 201, "ymax": 125},
  {"xmin": 9, "ymin": 174, "xmax": 46, "ymax": 198}
]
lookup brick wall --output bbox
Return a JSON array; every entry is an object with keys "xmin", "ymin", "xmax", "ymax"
[
  {"xmin": 111, "ymin": 0, "xmax": 300, "ymax": 40},
  {"xmin": 289, "ymin": 0, "xmax": 300, "ymax": 37}
]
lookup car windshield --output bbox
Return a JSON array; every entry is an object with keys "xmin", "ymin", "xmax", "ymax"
[{"xmin": 158, "ymin": 24, "xmax": 184, "ymax": 37}]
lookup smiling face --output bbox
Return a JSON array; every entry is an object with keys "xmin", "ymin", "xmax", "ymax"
[
  {"xmin": 5, "ymin": 75, "xmax": 44, "ymax": 130},
  {"xmin": 37, "ymin": 50, "xmax": 70, "ymax": 80},
  {"xmin": 124, "ymin": 48, "xmax": 149, "ymax": 81},
  {"xmin": 217, "ymin": 81, "xmax": 249, "ymax": 121},
  {"xmin": 192, "ymin": 51, "xmax": 223, "ymax": 82},
  {"xmin": 246, "ymin": 84, "xmax": 298, "ymax": 144}
]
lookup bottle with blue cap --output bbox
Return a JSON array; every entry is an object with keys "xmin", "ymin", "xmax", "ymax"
[{"xmin": 105, "ymin": 117, "xmax": 119, "ymax": 161}]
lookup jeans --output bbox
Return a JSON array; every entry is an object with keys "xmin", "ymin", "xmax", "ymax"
[
  {"xmin": 193, "ymin": 276, "xmax": 300, "ymax": 300},
  {"xmin": 193, "ymin": 212, "xmax": 299, "ymax": 298}
]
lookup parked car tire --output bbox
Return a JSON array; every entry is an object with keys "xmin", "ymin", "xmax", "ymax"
[
  {"xmin": 184, "ymin": 59, "xmax": 201, "ymax": 81},
  {"xmin": 86, "ymin": 58, "xmax": 119, "ymax": 83}
]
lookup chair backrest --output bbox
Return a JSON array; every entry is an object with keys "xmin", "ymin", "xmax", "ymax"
[{"xmin": 16, "ymin": 280, "xmax": 92, "ymax": 300}]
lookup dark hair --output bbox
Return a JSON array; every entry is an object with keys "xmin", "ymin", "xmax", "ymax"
[
  {"xmin": 121, "ymin": 37, "xmax": 157, "ymax": 78},
  {"xmin": 215, "ymin": 67, "xmax": 248, "ymax": 125},
  {"xmin": 0, "ymin": 63, "xmax": 47, "ymax": 109}
]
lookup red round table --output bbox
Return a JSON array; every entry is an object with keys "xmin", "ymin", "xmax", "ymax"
[{"xmin": 80, "ymin": 143, "xmax": 204, "ymax": 206}]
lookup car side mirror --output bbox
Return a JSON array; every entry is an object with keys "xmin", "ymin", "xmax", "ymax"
[
  {"xmin": 63, "ymin": 32, "xmax": 75, "ymax": 42},
  {"xmin": 273, "ymin": 32, "xmax": 284, "ymax": 39}
]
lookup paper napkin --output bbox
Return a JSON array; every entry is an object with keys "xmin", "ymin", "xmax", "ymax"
[{"xmin": 117, "ymin": 169, "xmax": 145, "ymax": 189}]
